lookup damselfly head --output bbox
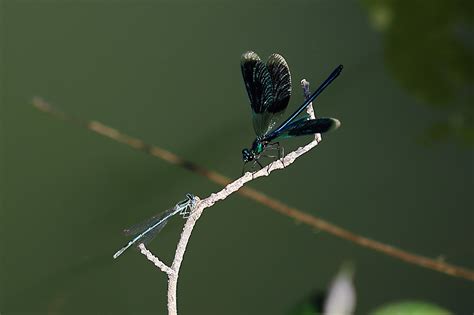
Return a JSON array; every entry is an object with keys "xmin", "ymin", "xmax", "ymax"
[
  {"xmin": 242, "ymin": 148, "xmax": 254, "ymax": 162},
  {"xmin": 186, "ymin": 193, "xmax": 197, "ymax": 209},
  {"xmin": 185, "ymin": 193, "xmax": 195, "ymax": 202}
]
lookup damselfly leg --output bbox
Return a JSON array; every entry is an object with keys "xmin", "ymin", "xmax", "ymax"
[
  {"xmin": 241, "ymin": 159, "xmax": 264, "ymax": 175},
  {"xmin": 263, "ymin": 142, "xmax": 284, "ymax": 159}
]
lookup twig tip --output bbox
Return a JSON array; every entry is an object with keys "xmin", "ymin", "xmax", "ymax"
[{"xmin": 32, "ymin": 97, "xmax": 51, "ymax": 112}]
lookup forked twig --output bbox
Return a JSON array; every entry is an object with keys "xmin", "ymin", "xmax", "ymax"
[
  {"xmin": 132, "ymin": 80, "xmax": 327, "ymax": 314},
  {"xmin": 31, "ymin": 81, "xmax": 474, "ymax": 312}
]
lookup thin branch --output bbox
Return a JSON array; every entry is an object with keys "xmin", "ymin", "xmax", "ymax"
[
  {"xmin": 139, "ymin": 86, "xmax": 325, "ymax": 314},
  {"xmin": 163, "ymin": 142, "xmax": 322, "ymax": 313},
  {"xmin": 31, "ymin": 96, "xmax": 474, "ymax": 283},
  {"xmin": 138, "ymin": 244, "xmax": 174, "ymax": 275}
]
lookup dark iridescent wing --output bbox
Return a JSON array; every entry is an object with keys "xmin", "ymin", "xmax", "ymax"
[
  {"xmin": 241, "ymin": 51, "xmax": 273, "ymax": 114},
  {"xmin": 273, "ymin": 117, "xmax": 341, "ymax": 140},
  {"xmin": 266, "ymin": 53, "xmax": 291, "ymax": 114},
  {"xmin": 241, "ymin": 51, "xmax": 275, "ymax": 136}
]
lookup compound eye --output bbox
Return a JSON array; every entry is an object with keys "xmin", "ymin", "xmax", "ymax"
[{"xmin": 242, "ymin": 149, "xmax": 250, "ymax": 162}]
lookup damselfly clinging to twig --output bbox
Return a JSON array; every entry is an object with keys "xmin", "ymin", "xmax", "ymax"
[
  {"xmin": 240, "ymin": 51, "xmax": 343, "ymax": 172},
  {"xmin": 113, "ymin": 193, "xmax": 197, "ymax": 259}
]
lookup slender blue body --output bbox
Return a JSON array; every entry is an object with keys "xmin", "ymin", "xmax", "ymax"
[
  {"xmin": 263, "ymin": 65, "xmax": 343, "ymax": 141},
  {"xmin": 113, "ymin": 193, "xmax": 196, "ymax": 259}
]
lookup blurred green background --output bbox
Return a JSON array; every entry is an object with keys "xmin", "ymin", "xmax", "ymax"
[{"xmin": 1, "ymin": 0, "xmax": 472, "ymax": 314}]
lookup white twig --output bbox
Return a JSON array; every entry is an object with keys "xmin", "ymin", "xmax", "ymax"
[
  {"xmin": 138, "ymin": 244, "xmax": 174, "ymax": 275},
  {"xmin": 140, "ymin": 79, "xmax": 322, "ymax": 315}
]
